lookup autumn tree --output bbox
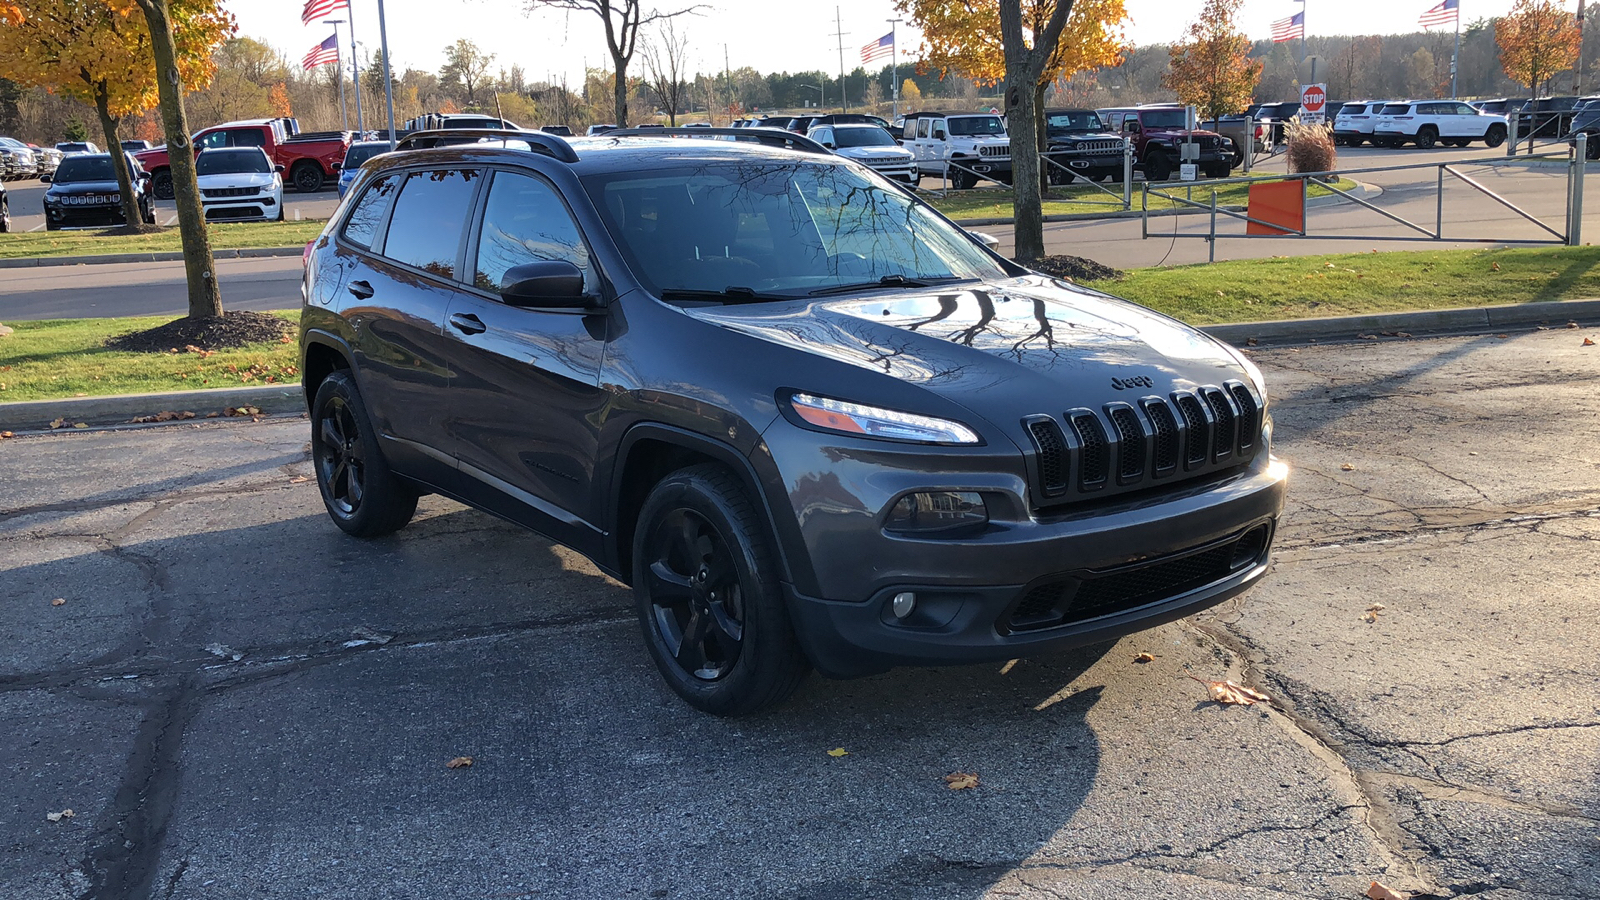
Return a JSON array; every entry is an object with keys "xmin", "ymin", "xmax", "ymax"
[
  {"xmin": 525, "ymin": 0, "xmax": 701, "ymax": 127},
  {"xmin": 130, "ymin": 0, "xmax": 235, "ymax": 319},
  {"xmin": 1161, "ymin": 0, "xmax": 1263, "ymax": 121},
  {"xmin": 1498, "ymin": 0, "xmax": 1582, "ymax": 148},
  {"xmin": 440, "ymin": 38, "xmax": 494, "ymax": 109},
  {"xmin": 641, "ymin": 17, "xmax": 688, "ymax": 125},
  {"xmin": 0, "ymin": 0, "xmax": 170, "ymax": 230}
]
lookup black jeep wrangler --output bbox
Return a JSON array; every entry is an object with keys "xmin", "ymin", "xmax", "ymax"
[
  {"xmin": 300, "ymin": 127, "xmax": 1286, "ymax": 715},
  {"xmin": 1042, "ymin": 108, "xmax": 1127, "ymax": 184}
]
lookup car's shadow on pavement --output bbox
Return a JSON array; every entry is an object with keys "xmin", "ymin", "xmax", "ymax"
[{"xmin": 5, "ymin": 495, "xmax": 1112, "ymax": 899}]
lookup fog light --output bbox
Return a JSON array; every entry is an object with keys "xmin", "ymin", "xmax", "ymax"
[
  {"xmin": 891, "ymin": 592, "xmax": 916, "ymax": 619},
  {"xmin": 885, "ymin": 491, "xmax": 987, "ymax": 534}
]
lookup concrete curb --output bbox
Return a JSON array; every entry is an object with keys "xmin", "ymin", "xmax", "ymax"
[
  {"xmin": 1202, "ymin": 298, "xmax": 1600, "ymax": 346},
  {"xmin": 0, "ymin": 246, "xmax": 304, "ymax": 270},
  {"xmin": 0, "ymin": 385, "xmax": 304, "ymax": 432}
]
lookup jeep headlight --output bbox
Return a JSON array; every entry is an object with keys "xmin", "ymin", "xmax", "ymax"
[{"xmin": 789, "ymin": 393, "xmax": 980, "ymax": 444}]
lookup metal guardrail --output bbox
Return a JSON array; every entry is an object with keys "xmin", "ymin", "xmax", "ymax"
[
  {"xmin": 914, "ymin": 140, "xmax": 1140, "ymax": 211},
  {"xmin": 1141, "ymin": 135, "xmax": 1589, "ymax": 262}
]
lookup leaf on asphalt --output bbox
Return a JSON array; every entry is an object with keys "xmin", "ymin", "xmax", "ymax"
[
  {"xmin": 288, "ymin": 475, "xmax": 309, "ymax": 484},
  {"xmin": 1246, "ymin": 337, "xmax": 1259, "ymax": 346},
  {"xmin": 204, "ymin": 412, "xmax": 221, "ymax": 418},
  {"xmin": 51, "ymin": 598, "xmax": 65, "ymax": 607},
  {"xmin": 1358, "ymin": 333, "xmax": 1379, "ymax": 340},
  {"xmin": 46, "ymin": 809, "xmax": 74, "ymax": 822},
  {"xmin": 1362, "ymin": 611, "xmax": 1380, "ymax": 623},
  {"xmin": 0, "ymin": 431, "xmax": 12, "ymax": 439},
  {"xmin": 1367, "ymin": 603, "xmax": 1386, "ymax": 613},
  {"xmin": 1495, "ymin": 333, "xmax": 1509, "ymax": 339},
  {"xmin": 1584, "ymin": 337, "xmax": 1596, "ymax": 346},
  {"xmin": 826, "ymin": 747, "xmax": 849, "ymax": 757},
  {"xmin": 1341, "ymin": 463, "xmax": 1355, "ymax": 471},
  {"xmin": 129, "ymin": 410, "xmax": 197, "ymax": 424},
  {"xmin": 224, "ymin": 406, "xmax": 261, "ymax": 417},
  {"xmin": 48, "ymin": 417, "xmax": 67, "ymax": 429},
  {"xmin": 446, "ymin": 756, "xmax": 473, "ymax": 769},
  {"xmin": 944, "ymin": 772, "xmax": 979, "ymax": 790},
  {"xmin": 1134, "ymin": 652, "xmax": 1156, "ymax": 663},
  {"xmin": 1189, "ymin": 676, "xmax": 1271, "ymax": 706},
  {"xmin": 1366, "ymin": 881, "xmax": 1407, "ymax": 900},
  {"xmin": 72, "ymin": 423, "xmax": 88, "ymax": 429}
]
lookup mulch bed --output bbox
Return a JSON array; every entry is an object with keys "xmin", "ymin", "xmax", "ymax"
[
  {"xmin": 1028, "ymin": 255, "xmax": 1125, "ymax": 282},
  {"xmin": 105, "ymin": 311, "xmax": 293, "ymax": 352}
]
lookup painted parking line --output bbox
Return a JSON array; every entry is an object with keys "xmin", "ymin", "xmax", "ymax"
[
  {"xmin": 28, "ymin": 223, "xmax": 45, "ymax": 232},
  {"xmin": 162, "ymin": 216, "xmax": 177, "ymax": 226}
]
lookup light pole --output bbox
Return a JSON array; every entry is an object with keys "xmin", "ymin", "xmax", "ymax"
[
  {"xmin": 887, "ymin": 16, "xmax": 903, "ymax": 119},
  {"xmin": 376, "ymin": 0, "xmax": 396, "ymax": 149},
  {"xmin": 801, "ymin": 83, "xmax": 824, "ymax": 109}
]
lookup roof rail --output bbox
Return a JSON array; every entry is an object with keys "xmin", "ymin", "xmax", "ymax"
[
  {"xmin": 393, "ymin": 128, "xmax": 579, "ymax": 163},
  {"xmin": 603, "ymin": 127, "xmax": 831, "ymax": 156}
]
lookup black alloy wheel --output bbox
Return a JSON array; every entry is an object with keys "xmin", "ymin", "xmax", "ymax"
[
  {"xmin": 151, "ymin": 169, "xmax": 173, "ymax": 200},
  {"xmin": 1415, "ymin": 126, "xmax": 1438, "ymax": 150},
  {"xmin": 1484, "ymin": 125, "xmax": 1507, "ymax": 148},
  {"xmin": 292, "ymin": 161, "xmax": 323, "ymax": 193},
  {"xmin": 1586, "ymin": 136, "xmax": 1600, "ymax": 160},
  {"xmin": 1143, "ymin": 150, "xmax": 1171, "ymax": 182},
  {"xmin": 310, "ymin": 371, "xmax": 417, "ymax": 537},
  {"xmin": 633, "ymin": 464, "xmax": 809, "ymax": 715}
]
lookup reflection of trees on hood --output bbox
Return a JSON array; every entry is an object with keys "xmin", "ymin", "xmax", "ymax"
[
  {"xmin": 904, "ymin": 294, "xmax": 961, "ymax": 332},
  {"xmin": 1009, "ymin": 298, "xmax": 1059, "ymax": 360},
  {"xmin": 949, "ymin": 290, "xmax": 999, "ymax": 347}
]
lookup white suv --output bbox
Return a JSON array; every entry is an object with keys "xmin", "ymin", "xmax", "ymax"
[
  {"xmin": 1332, "ymin": 101, "xmax": 1394, "ymax": 147},
  {"xmin": 899, "ymin": 111, "xmax": 1011, "ymax": 189},
  {"xmin": 808, "ymin": 124, "xmax": 916, "ymax": 184},
  {"xmin": 1371, "ymin": 100, "xmax": 1509, "ymax": 149}
]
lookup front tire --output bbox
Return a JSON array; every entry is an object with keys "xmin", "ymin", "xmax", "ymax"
[
  {"xmin": 151, "ymin": 169, "xmax": 173, "ymax": 200},
  {"xmin": 1143, "ymin": 150, "xmax": 1171, "ymax": 182},
  {"xmin": 632, "ymin": 464, "xmax": 809, "ymax": 716},
  {"xmin": 1484, "ymin": 124, "xmax": 1507, "ymax": 148},
  {"xmin": 1415, "ymin": 126, "xmax": 1438, "ymax": 150},
  {"xmin": 311, "ymin": 371, "xmax": 418, "ymax": 537}
]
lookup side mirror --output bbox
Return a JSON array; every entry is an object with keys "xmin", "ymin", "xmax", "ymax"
[
  {"xmin": 822, "ymin": 141, "xmax": 835, "ymax": 149},
  {"xmin": 968, "ymin": 231, "xmax": 1000, "ymax": 251},
  {"xmin": 274, "ymin": 164, "xmax": 285, "ymax": 173},
  {"xmin": 38, "ymin": 173, "xmax": 51, "ymax": 183},
  {"xmin": 331, "ymin": 163, "xmax": 341, "ymax": 171},
  {"xmin": 933, "ymin": 128, "xmax": 947, "ymax": 140},
  {"xmin": 500, "ymin": 260, "xmax": 589, "ymax": 309}
]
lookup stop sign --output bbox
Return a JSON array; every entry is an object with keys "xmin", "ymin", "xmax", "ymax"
[{"xmin": 1301, "ymin": 84, "xmax": 1326, "ymax": 113}]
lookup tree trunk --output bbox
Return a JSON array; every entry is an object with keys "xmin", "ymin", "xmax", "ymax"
[
  {"xmin": 1033, "ymin": 80, "xmax": 1050, "ymax": 196},
  {"xmin": 1001, "ymin": 17, "xmax": 1045, "ymax": 262},
  {"xmin": 133, "ymin": 0, "xmax": 222, "ymax": 319},
  {"xmin": 613, "ymin": 53, "xmax": 629, "ymax": 127},
  {"xmin": 91, "ymin": 83, "xmax": 145, "ymax": 231}
]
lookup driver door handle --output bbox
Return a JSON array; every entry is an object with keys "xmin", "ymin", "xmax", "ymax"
[
  {"xmin": 348, "ymin": 280, "xmax": 374, "ymax": 300},
  {"xmin": 449, "ymin": 312, "xmax": 486, "ymax": 335}
]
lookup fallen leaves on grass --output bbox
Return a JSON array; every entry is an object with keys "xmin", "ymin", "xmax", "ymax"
[
  {"xmin": 1491, "ymin": 262, "xmax": 1501, "ymax": 271},
  {"xmin": 446, "ymin": 756, "xmax": 473, "ymax": 769},
  {"xmin": 827, "ymin": 747, "xmax": 849, "ymax": 757},
  {"xmin": 46, "ymin": 809, "xmax": 75, "ymax": 822},
  {"xmin": 1366, "ymin": 881, "xmax": 1407, "ymax": 900},
  {"xmin": 944, "ymin": 772, "xmax": 980, "ymax": 790},
  {"xmin": 129, "ymin": 410, "xmax": 196, "ymax": 424},
  {"xmin": 51, "ymin": 598, "xmax": 65, "ymax": 607},
  {"xmin": 1189, "ymin": 676, "xmax": 1272, "ymax": 706}
]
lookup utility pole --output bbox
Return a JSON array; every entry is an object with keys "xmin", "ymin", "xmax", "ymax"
[
  {"xmin": 888, "ymin": 16, "xmax": 903, "ymax": 119},
  {"xmin": 832, "ymin": 7, "xmax": 849, "ymax": 112}
]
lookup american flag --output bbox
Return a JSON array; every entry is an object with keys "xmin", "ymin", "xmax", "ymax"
[
  {"xmin": 861, "ymin": 32, "xmax": 894, "ymax": 64},
  {"xmin": 301, "ymin": 0, "xmax": 348, "ymax": 26},
  {"xmin": 1419, "ymin": 0, "xmax": 1459, "ymax": 28},
  {"xmin": 1270, "ymin": 12, "xmax": 1304, "ymax": 42},
  {"xmin": 302, "ymin": 34, "xmax": 338, "ymax": 70}
]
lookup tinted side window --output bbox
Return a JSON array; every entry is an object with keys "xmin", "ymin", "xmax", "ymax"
[
  {"xmin": 196, "ymin": 131, "xmax": 229, "ymax": 151},
  {"xmin": 230, "ymin": 129, "xmax": 267, "ymax": 148},
  {"xmin": 1456, "ymin": 103, "xmax": 1477, "ymax": 116},
  {"xmin": 381, "ymin": 169, "xmax": 482, "ymax": 278},
  {"xmin": 472, "ymin": 171, "xmax": 590, "ymax": 294},
  {"xmin": 341, "ymin": 173, "xmax": 400, "ymax": 249}
]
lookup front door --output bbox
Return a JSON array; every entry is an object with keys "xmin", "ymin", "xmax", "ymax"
[{"xmin": 442, "ymin": 168, "xmax": 610, "ymax": 552}]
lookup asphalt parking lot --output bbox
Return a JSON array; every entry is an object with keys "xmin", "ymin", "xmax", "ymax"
[
  {"xmin": 2, "ymin": 179, "xmax": 341, "ymax": 233},
  {"xmin": 3, "ymin": 325, "xmax": 1597, "ymax": 899}
]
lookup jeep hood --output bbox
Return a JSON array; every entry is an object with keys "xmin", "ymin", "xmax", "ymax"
[{"xmin": 683, "ymin": 275, "xmax": 1250, "ymax": 430}]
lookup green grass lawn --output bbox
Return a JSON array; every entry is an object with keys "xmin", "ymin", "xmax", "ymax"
[
  {"xmin": 0, "ymin": 311, "xmax": 301, "ymax": 403},
  {"xmin": 1084, "ymin": 246, "xmax": 1600, "ymax": 325},
  {"xmin": 930, "ymin": 178, "xmax": 1336, "ymax": 221},
  {"xmin": 0, "ymin": 220, "xmax": 326, "ymax": 260}
]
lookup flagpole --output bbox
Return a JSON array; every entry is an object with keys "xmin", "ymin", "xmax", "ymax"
[
  {"xmin": 329, "ymin": 25, "xmax": 348, "ymax": 130},
  {"xmin": 888, "ymin": 17, "xmax": 902, "ymax": 120},
  {"xmin": 345, "ymin": 0, "xmax": 365, "ymax": 135},
  {"xmin": 1577, "ymin": 0, "xmax": 1587, "ymax": 95}
]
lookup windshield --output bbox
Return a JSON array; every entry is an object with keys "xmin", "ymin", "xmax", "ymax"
[
  {"xmin": 1046, "ymin": 111, "xmax": 1105, "ymax": 133},
  {"xmin": 947, "ymin": 116, "xmax": 1005, "ymax": 136},
  {"xmin": 343, "ymin": 144, "xmax": 385, "ymax": 169},
  {"xmin": 54, "ymin": 156, "xmax": 115, "ymax": 182},
  {"xmin": 833, "ymin": 127, "xmax": 895, "ymax": 148},
  {"xmin": 57, "ymin": 143, "xmax": 93, "ymax": 153},
  {"xmin": 1136, "ymin": 109, "xmax": 1187, "ymax": 129},
  {"xmin": 197, "ymin": 149, "xmax": 271, "ymax": 175},
  {"xmin": 583, "ymin": 162, "xmax": 1008, "ymax": 299}
]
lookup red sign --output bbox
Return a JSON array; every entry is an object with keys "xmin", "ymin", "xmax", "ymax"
[{"xmin": 1301, "ymin": 85, "xmax": 1326, "ymax": 112}]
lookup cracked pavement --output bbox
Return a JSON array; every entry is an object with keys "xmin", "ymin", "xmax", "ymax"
[{"xmin": 2, "ymin": 327, "xmax": 1597, "ymax": 899}]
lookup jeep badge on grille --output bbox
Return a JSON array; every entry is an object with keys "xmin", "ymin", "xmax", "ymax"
[{"xmin": 1111, "ymin": 375, "xmax": 1154, "ymax": 390}]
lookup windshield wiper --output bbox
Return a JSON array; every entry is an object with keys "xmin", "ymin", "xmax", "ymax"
[
  {"xmin": 807, "ymin": 274, "xmax": 965, "ymax": 297},
  {"xmin": 658, "ymin": 286, "xmax": 787, "ymax": 304}
]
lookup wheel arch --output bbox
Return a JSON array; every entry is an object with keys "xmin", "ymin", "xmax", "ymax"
[
  {"xmin": 301, "ymin": 330, "xmax": 355, "ymax": 411},
  {"xmin": 606, "ymin": 423, "xmax": 811, "ymax": 594}
]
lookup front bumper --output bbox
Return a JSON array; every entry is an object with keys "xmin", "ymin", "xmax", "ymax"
[
  {"xmin": 202, "ymin": 193, "xmax": 279, "ymax": 221},
  {"xmin": 1045, "ymin": 152, "xmax": 1125, "ymax": 178},
  {"xmin": 777, "ymin": 451, "xmax": 1288, "ymax": 677},
  {"xmin": 46, "ymin": 203, "xmax": 131, "ymax": 228}
]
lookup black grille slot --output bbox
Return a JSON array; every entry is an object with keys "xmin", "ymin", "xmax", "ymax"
[
  {"xmin": 1026, "ymin": 418, "xmax": 1069, "ymax": 498},
  {"xmin": 1143, "ymin": 400, "xmax": 1180, "ymax": 475},
  {"xmin": 1108, "ymin": 406, "xmax": 1145, "ymax": 482},
  {"xmin": 1069, "ymin": 413, "xmax": 1108, "ymax": 489},
  {"xmin": 1228, "ymin": 383, "xmax": 1259, "ymax": 453},
  {"xmin": 1009, "ymin": 582, "xmax": 1071, "ymax": 629},
  {"xmin": 202, "ymin": 186, "xmax": 260, "ymax": 198},
  {"xmin": 1175, "ymin": 393, "xmax": 1210, "ymax": 467},
  {"xmin": 1202, "ymin": 388, "xmax": 1236, "ymax": 461}
]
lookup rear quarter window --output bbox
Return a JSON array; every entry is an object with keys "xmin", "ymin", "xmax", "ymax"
[{"xmin": 341, "ymin": 173, "xmax": 401, "ymax": 249}]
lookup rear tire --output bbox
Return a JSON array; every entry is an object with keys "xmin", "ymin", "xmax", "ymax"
[
  {"xmin": 1347, "ymin": 136, "xmax": 1365, "ymax": 147},
  {"xmin": 291, "ymin": 161, "xmax": 324, "ymax": 193},
  {"xmin": 632, "ymin": 464, "xmax": 810, "ymax": 716},
  {"xmin": 310, "ymin": 371, "xmax": 418, "ymax": 538},
  {"xmin": 1415, "ymin": 126, "xmax": 1438, "ymax": 149}
]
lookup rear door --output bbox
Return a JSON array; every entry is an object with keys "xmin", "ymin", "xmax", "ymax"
[{"xmin": 441, "ymin": 167, "xmax": 610, "ymax": 550}]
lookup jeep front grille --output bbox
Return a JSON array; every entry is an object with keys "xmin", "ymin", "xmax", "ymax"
[
  {"xmin": 979, "ymin": 144, "xmax": 1009, "ymax": 158},
  {"xmin": 1022, "ymin": 382, "xmax": 1261, "ymax": 507}
]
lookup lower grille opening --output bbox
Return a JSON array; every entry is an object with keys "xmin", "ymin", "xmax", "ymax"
[{"xmin": 1002, "ymin": 524, "xmax": 1271, "ymax": 633}]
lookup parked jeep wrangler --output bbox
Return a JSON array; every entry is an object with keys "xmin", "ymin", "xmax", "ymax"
[
  {"xmin": 300, "ymin": 126, "xmax": 1286, "ymax": 715},
  {"xmin": 899, "ymin": 111, "xmax": 1012, "ymax": 189},
  {"xmin": 1041, "ymin": 108, "xmax": 1127, "ymax": 184},
  {"xmin": 1098, "ymin": 105, "xmax": 1234, "ymax": 181}
]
